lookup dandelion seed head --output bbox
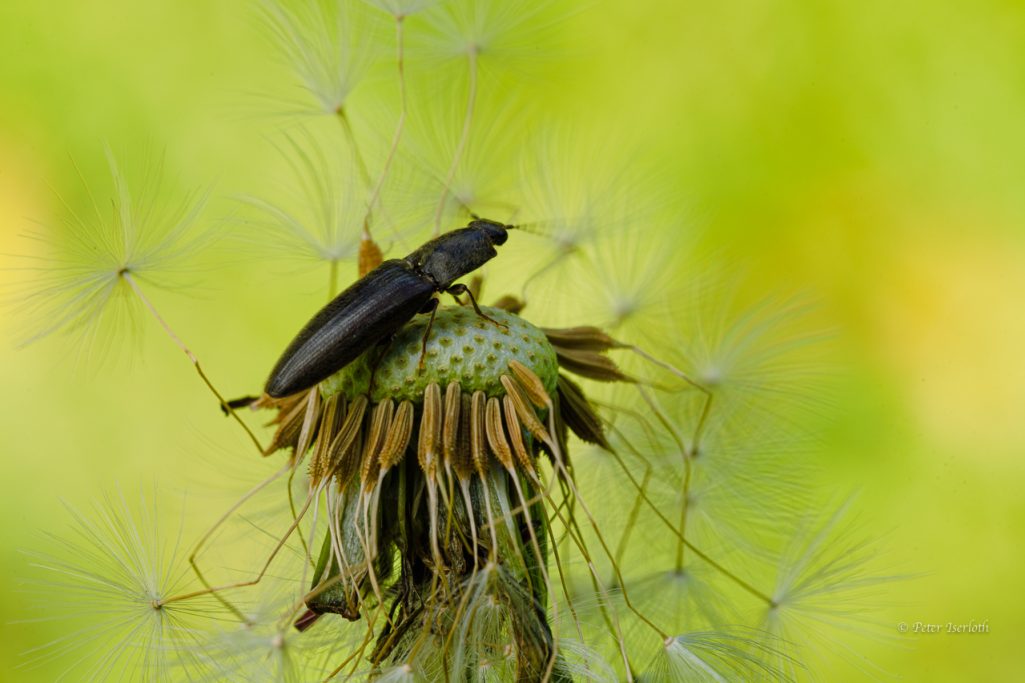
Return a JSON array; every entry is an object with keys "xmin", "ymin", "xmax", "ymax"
[
  {"xmin": 240, "ymin": 127, "xmax": 367, "ymax": 271},
  {"xmin": 417, "ymin": 0, "xmax": 564, "ymax": 72},
  {"xmin": 21, "ymin": 490, "xmax": 219, "ymax": 681},
  {"xmin": 580, "ymin": 220, "xmax": 689, "ymax": 332},
  {"xmin": 14, "ymin": 151, "xmax": 209, "ymax": 358},
  {"xmin": 622, "ymin": 566, "xmax": 738, "ymax": 638},
  {"xmin": 506, "ymin": 131, "xmax": 653, "ymax": 323},
  {"xmin": 260, "ymin": 0, "xmax": 382, "ymax": 117},
  {"xmin": 404, "ymin": 97, "xmax": 527, "ymax": 229},
  {"xmin": 641, "ymin": 630, "xmax": 798, "ymax": 683},
  {"xmin": 758, "ymin": 501, "xmax": 900, "ymax": 679},
  {"xmin": 701, "ymin": 366, "xmax": 724, "ymax": 386},
  {"xmin": 667, "ymin": 294, "xmax": 831, "ymax": 428}
]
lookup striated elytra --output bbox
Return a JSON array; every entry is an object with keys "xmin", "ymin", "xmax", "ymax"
[{"xmin": 265, "ymin": 219, "xmax": 511, "ymax": 398}]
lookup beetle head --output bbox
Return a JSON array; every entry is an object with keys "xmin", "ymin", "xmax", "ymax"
[{"xmin": 469, "ymin": 218, "xmax": 510, "ymax": 246}]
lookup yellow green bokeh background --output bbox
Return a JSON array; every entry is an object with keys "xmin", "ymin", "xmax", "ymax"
[{"xmin": 2, "ymin": 1, "xmax": 1023, "ymax": 680}]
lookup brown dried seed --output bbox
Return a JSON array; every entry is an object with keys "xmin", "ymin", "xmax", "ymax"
[
  {"xmin": 379, "ymin": 401, "xmax": 414, "ymax": 471},
  {"xmin": 323, "ymin": 396, "xmax": 348, "ymax": 450},
  {"xmin": 502, "ymin": 395, "xmax": 536, "ymax": 475},
  {"xmin": 452, "ymin": 394, "xmax": 474, "ymax": 480},
  {"xmin": 470, "ymin": 391, "xmax": 489, "ymax": 478},
  {"xmin": 251, "ymin": 393, "xmax": 277, "ymax": 412},
  {"xmin": 341, "ymin": 430, "xmax": 364, "ymax": 491},
  {"xmin": 542, "ymin": 325, "xmax": 623, "ymax": 351},
  {"xmin": 557, "ymin": 374, "xmax": 611, "ymax": 451},
  {"xmin": 501, "ymin": 375, "xmax": 553, "ymax": 447},
  {"xmin": 323, "ymin": 395, "xmax": 368, "ymax": 487},
  {"xmin": 263, "ymin": 390, "xmax": 312, "ymax": 455},
  {"xmin": 308, "ymin": 394, "xmax": 341, "ymax": 481},
  {"xmin": 260, "ymin": 391, "xmax": 305, "ymax": 424},
  {"xmin": 554, "ymin": 347, "xmax": 633, "ymax": 383},
  {"xmin": 294, "ymin": 389, "xmax": 324, "ymax": 468},
  {"xmin": 360, "ymin": 399, "xmax": 394, "ymax": 487},
  {"xmin": 442, "ymin": 381, "xmax": 461, "ymax": 467},
  {"xmin": 358, "ymin": 237, "xmax": 383, "ymax": 277},
  {"xmin": 485, "ymin": 397, "xmax": 515, "ymax": 471},
  {"xmin": 507, "ymin": 360, "xmax": 550, "ymax": 409},
  {"xmin": 419, "ymin": 383, "xmax": 442, "ymax": 477},
  {"xmin": 550, "ymin": 390, "xmax": 570, "ymax": 459}
]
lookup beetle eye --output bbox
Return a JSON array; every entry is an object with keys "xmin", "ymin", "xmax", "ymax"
[
  {"xmin": 471, "ymin": 218, "xmax": 508, "ymax": 245},
  {"xmin": 490, "ymin": 226, "xmax": 508, "ymax": 245}
]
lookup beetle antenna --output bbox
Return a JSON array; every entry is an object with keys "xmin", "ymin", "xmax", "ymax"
[
  {"xmin": 506, "ymin": 220, "xmax": 548, "ymax": 237},
  {"xmin": 453, "ymin": 197, "xmax": 522, "ymax": 226}
]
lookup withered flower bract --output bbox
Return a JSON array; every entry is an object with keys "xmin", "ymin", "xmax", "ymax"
[{"xmin": 257, "ymin": 301, "xmax": 624, "ymax": 679}]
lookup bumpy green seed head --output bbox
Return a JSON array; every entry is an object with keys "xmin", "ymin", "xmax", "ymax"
[{"xmin": 320, "ymin": 305, "xmax": 558, "ymax": 403}]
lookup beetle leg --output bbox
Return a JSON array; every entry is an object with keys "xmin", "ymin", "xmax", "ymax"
[
  {"xmin": 220, "ymin": 395, "xmax": 260, "ymax": 415},
  {"xmin": 417, "ymin": 297, "xmax": 441, "ymax": 372},
  {"xmin": 446, "ymin": 283, "xmax": 508, "ymax": 329}
]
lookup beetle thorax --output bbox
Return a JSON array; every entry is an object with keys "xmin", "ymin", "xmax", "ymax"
[{"xmin": 407, "ymin": 226, "xmax": 502, "ymax": 288}]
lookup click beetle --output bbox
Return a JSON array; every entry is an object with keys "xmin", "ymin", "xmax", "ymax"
[{"xmin": 264, "ymin": 218, "xmax": 512, "ymax": 398}]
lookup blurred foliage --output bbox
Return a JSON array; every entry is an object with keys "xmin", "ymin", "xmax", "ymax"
[{"xmin": 1, "ymin": 0, "xmax": 1023, "ymax": 680}]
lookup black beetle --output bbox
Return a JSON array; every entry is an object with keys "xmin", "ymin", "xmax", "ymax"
[{"xmin": 264, "ymin": 218, "xmax": 512, "ymax": 398}]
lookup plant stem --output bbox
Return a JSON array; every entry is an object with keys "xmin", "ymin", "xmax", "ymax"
[
  {"xmin": 121, "ymin": 271, "xmax": 264, "ymax": 455},
  {"xmin": 337, "ymin": 107, "xmax": 371, "ymax": 193},
  {"xmin": 434, "ymin": 46, "xmax": 479, "ymax": 235},
  {"xmin": 362, "ymin": 15, "xmax": 407, "ymax": 241}
]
